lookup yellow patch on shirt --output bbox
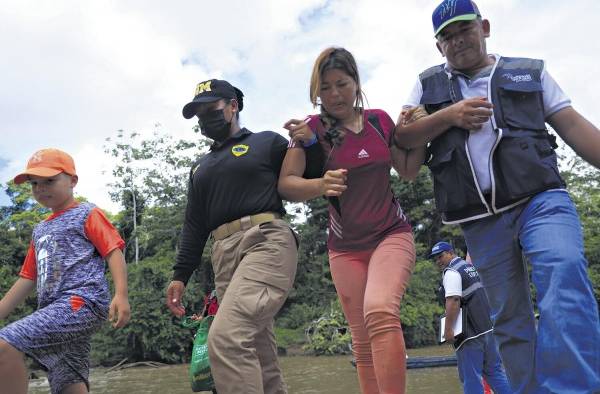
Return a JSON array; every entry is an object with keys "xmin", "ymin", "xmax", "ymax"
[
  {"xmin": 191, "ymin": 164, "xmax": 201, "ymax": 176},
  {"xmin": 231, "ymin": 144, "xmax": 249, "ymax": 157}
]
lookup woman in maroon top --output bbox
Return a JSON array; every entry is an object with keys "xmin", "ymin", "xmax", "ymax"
[{"xmin": 278, "ymin": 47, "xmax": 425, "ymax": 394}]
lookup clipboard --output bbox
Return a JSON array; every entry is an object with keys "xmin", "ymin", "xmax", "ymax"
[{"xmin": 439, "ymin": 308, "xmax": 464, "ymax": 343}]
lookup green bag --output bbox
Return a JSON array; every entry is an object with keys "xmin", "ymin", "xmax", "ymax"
[{"xmin": 182, "ymin": 315, "xmax": 215, "ymax": 392}]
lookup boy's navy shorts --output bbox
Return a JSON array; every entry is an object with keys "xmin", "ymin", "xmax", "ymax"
[{"xmin": 0, "ymin": 297, "xmax": 105, "ymax": 394}]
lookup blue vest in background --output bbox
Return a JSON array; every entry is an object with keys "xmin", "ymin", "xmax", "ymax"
[{"xmin": 438, "ymin": 257, "xmax": 492, "ymax": 349}]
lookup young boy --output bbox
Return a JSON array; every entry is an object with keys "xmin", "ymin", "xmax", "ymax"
[{"xmin": 0, "ymin": 148, "xmax": 130, "ymax": 394}]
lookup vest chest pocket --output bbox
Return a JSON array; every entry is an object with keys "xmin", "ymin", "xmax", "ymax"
[
  {"xmin": 421, "ymin": 85, "xmax": 453, "ymax": 115},
  {"xmin": 498, "ymin": 81, "xmax": 545, "ymax": 130}
]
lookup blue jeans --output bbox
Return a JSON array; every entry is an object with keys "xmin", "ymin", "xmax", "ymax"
[
  {"xmin": 462, "ymin": 190, "xmax": 600, "ymax": 394},
  {"xmin": 456, "ymin": 333, "xmax": 512, "ymax": 394}
]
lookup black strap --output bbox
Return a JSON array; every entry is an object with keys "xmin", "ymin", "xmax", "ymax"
[
  {"xmin": 311, "ymin": 116, "xmax": 342, "ymax": 217},
  {"xmin": 302, "ymin": 142, "xmax": 325, "ymax": 179},
  {"xmin": 367, "ymin": 113, "xmax": 389, "ymax": 146}
]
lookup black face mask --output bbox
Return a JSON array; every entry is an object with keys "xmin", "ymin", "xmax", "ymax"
[{"xmin": 198, "ymin": 109, "xmax": 232, "ymax": 142}]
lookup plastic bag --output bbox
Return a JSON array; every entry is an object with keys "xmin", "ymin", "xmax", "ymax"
[{"xmin": 182, "ymin": 315, "xmax": 215, "ymax": 392}]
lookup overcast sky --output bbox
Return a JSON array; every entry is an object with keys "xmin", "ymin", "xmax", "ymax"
[{"xmin": 1, "ymin": 0, "xmax": 598, "ymax": 213}]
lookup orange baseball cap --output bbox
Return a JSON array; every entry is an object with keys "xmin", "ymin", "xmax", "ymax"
[{"xmin": 13, "ymin": 148, "xmax": 77, "ymax": 184}]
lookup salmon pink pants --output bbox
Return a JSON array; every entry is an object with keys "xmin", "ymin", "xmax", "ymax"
[{"xmin": 329, "ymin": 232, "xmax": 415, "ymax": 394}]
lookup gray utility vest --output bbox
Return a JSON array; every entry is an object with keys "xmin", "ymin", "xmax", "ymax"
[
  {"xmin": 420, "ymin": 57, "xmax": 565, "ymax": 224},
  {"xmin": 438, "ymin": 257, "xmax": 492, "ymax": 349}
]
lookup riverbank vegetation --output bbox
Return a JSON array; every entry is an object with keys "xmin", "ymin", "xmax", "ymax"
[{"xmin": 2, "ymin": 128, "xmax": 598, "ymax": 366}]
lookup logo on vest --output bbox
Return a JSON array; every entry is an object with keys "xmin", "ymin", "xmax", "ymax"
[
  {"xmin": 464, "ymin": 265, "xmax": 478, "ymax": 278},
  {"xmin": 231, "ymin": 144, "xmax": 249, "ymax": 157},
  {"xmin": 358, "ymin": 149, "xmax": 370, "ymax": 159},
  {"xmin": 502, "ymin": 73, "xmax": 533, "ymax": 83}
]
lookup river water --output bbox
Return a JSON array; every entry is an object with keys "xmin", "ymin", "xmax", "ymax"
[{"xmin": 28, "ymin": 346, "xmax": 463, "ymax": 393}]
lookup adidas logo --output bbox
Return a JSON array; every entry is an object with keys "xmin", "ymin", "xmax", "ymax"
[{"xmin": 358, "ymin": 149, "xmax": 369, "ymax": 159}]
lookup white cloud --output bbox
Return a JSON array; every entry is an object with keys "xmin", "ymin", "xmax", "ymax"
[{"xmin": 1, "ymin": 0, "xmax": 598, "ymax": 212}]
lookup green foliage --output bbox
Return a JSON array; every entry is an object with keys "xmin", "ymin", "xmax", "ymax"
[
  {"xmin": 274, "ymin": 326, "xmax": 306, "ymax": 349},
  {"xmin": 401, "ymin": 260, "xmax": 444, "ymax": 347},
  {"xmin": 0, "ymin": 182, "xmax": 46, "ymax": 328},
  {"xmin": 390, "ymin": 169, "xmax": 466, "ymax": 257},
  {"xmin": 303, "ymin": 299, "xmax": 351, "ymax": 355},
  {"xmin": 0, "ymin": 182, "xmax": 50, "ymax": 268},
  {"xmin": 88, "ymin": 127, "xmax": 217, "ymax": 365},
  {"xmin": 560, "ymin": 155, "xmax": 600, "ymax": 302},
  {"xmin": 103, "ymin": 128, "xmax": 207, "ymax": 264},
  {"xmin": 285, "ymin": 197, "xmax": 336, "ymax": 307},
  {"xmin": 276, "ymin": 303, "xmax": 327, "ymax": 329},
  {"xmin": 91, "ymin": 252, "xmax": 211, "ymax": 365}
]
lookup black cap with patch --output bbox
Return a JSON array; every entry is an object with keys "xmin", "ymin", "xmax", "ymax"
[{"xmin": 182, "ymin": 79, "xmax": 244, "ymax": 119}]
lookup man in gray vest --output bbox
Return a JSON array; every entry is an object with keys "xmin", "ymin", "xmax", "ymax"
[
  {"xmin": 396, "ymin": 1, "xmax": 600, "ymax": 393},
  {"xmin": 431, "ymin": 241, "xmax": 510, "ymax": 394}
]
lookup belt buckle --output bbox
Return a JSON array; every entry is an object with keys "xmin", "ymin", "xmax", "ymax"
[{"xmin": 240, "ymin": 215, "xmax": 253, "ymax": 231}]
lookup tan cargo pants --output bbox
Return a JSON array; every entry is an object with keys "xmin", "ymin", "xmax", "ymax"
[{"xmin": 208, "ymin": 218, "xmax": 298, "ymax": 394}]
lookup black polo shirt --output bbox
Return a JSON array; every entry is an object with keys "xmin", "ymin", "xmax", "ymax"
[{"xmin": 173, "ymin": 128, "xmax": 288, "ymax": 284}]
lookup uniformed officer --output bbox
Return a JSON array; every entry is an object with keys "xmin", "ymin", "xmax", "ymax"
[
  {"xmin": 431, "ymin": 241, "xmax": 510, "ymax": 394},
  {"xmin": 165, "ymin": 79, "xmax": 298, "ymax": 394}
]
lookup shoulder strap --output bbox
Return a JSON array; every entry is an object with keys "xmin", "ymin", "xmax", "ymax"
[
  {"xmin": 367, "ymin": 113, "xmax": 387, "ymax": 144},
  {"xmin": 419, "ymin": 63, "xmax": 446, "ymax": 81},
  {"xmin": 310, "ymin": 116, "xmax": 342, "ymax": 217}
]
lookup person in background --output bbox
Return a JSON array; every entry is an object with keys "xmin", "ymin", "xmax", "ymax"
[
  {"xmin": 278, "ymin": 47, "xmax": 425, "ymax": 394},
  {"xmin": 396, "ymin": 1, "xmax": 600, "ymax": 392},
  {"xmin": 430, "ymin": 241, "xmax": 510, "ymax": 394},
  {"xmin": 0, "ymin": 148, "xmax": 130, "ymax": 394}
]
